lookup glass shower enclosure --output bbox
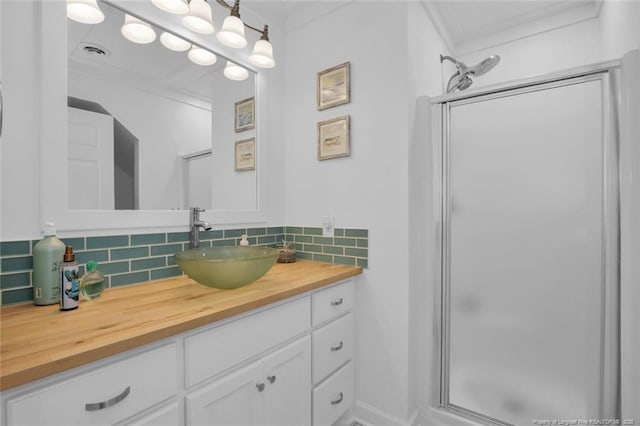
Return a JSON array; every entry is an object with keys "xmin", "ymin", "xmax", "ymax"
[{"xmin": 434, "ymin": 70, "xmax": 620, "ymax": 425}]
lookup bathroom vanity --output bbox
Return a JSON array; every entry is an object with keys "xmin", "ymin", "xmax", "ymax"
[{"xmin": 0, "ymin": 261, "xmax": 362, "ymax": 426}]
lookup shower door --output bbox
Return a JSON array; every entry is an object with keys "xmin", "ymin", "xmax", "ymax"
[{"xmin": 439, "ymin": 74, "xmax": 619, "ymax": 425}]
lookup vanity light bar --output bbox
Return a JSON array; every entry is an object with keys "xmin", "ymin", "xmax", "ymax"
[{"xmin": 150, "ymin": 0, "xmax": 276, "ymax": 69}]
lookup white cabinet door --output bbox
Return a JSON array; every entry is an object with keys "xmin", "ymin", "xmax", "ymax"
[
  {"xmin": 263, "ymin": 337, "xmax": 311, "ymax": 426},
  {"xmin": 186, "ymin": 361, "xmax": 264, "ymax": 426},
  {"xmin": 186, "ymin": 336, "xmax": 311, "ymax": 426}
]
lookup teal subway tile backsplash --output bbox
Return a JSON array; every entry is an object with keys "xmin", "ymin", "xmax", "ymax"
[
  {"xmin": 151, "ymin": 267, "xmax": 182, "ymax": 280},
  {"xmin": 1, "ymin": 241, "xmax": 31, "ymax": 256},
  {"xmin": 200, "ymin": 230, "xmax": 224, "ymax": 240},
  {"xmin": 2, "ymin": 287, "xmax": 33, "ymax": 305},
  {"xmin": 224, "ymin": 229, "xmax": 245, "ymax": 238},
  {"xmin": 303, "ymin": 227, "xmax": 322, "ymax": 236},
  {"xmin": 111, "ymin": 247, "xmax": 149, "ymax": 260},
  {"xmin": 62, "ymin": 237, "xmax": 86, "ymax": 251},
  {"xmin": 0, "ymin": 272, "xmax": 31, "ymax": 289},
  {"xmin": 76, "ymin": 250, "xmax": 109, "ymax": 264},
  {"xmin": 86, "ymin": 235, "xmax": 129, "ymax": 250},
  {"xmin": 0, "ymin": 225, "xmax": 367, "ymax": 306},
  {"xmin": 111, "ymin": 271, "xmax": 149, "ymax": 287},
  {"xmin": 150, "ymin": 244, "xmax": 183, "ymax": 256},
  {"xmin": 131, "ymin": 233, "xmax": 166, "ymax": 246},
  {"xmin": 99, "ymin": 261, "xmax": 130, "ymax": 275},
  {"xmin": 2, "ymin": 256, "xmax": 33, "ymax": 273},
  {"xmin": 167, "ymin": 232, "xmax": 190, "ymax": 243},
  {"xmin": 131, "ymin": 257, "xmax": 166, "ymax": 271},
  {"xmin": 345, "ymin": 229, "xmax": 368, "ymax": 238},
  {"xmin": 247, "ymin": 227, "xmax": 266, "ymax": 236},
  {"xmin": 284, "ymin": 227, "xmax": 368, "ymax": 270}
]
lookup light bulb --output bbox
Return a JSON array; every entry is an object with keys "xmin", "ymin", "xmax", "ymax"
[
  {"xmin": 217, "ymin": 15, "xmax": 247, "ymax": 48},
  {"xmin": 188, "ymin": 46, "xmax": 217, "ymax": 66},
  {"xmin": 121, "ymin": 14, "xmax": 156, "ymax": 44},
  {"xmin": 67, "ymin": 0, "xmax": 104, "ymax": 24},
  {"xmin": 249, "ymin": 39, "xmax": 275, "ymax": 68},
  {"xmin": 160, "ymin": 32, "xmax": 191, "ymax": 52},
  {"xmin": 224, "ymin": 61, "xmax": 249, "ymax": 81},
  {"xmin": 151, "ymin": 0, "xmax": 189, "ymax": 14},
  {"xmin": 182, "ymin": 0, "xmax": 214, "ymax": 34}
]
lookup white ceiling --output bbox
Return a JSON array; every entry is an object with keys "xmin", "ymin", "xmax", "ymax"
[
  {"xmin": 416, "ymin": 0, "xmax": 601, "ymax": 55},
  {"xmin": 246, "ymin": 0, "xmax": 603, "ymax": 55}
]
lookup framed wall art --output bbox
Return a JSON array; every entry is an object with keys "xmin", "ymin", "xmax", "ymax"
[
  {"xmin": 235, "ymin": 97, "xmax": 255, "ymax": 132},
  {"xmin": 317, "ymin": 62, "xmax": 350, "ymax": 110},
  {"xmin": 235, "ymin": 138, "xmax": 256, "ymax": 171},
  {"xmin": 317, "ymin": 115, "xmax": 350, "ymax": 160}
]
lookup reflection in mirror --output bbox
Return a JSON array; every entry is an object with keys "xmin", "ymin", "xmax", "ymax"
[{"xmin": 67, "ymin": 1, "xmax": 257, "ymax": 211}]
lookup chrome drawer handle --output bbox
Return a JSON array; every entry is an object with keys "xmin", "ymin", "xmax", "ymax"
[
  {"xmin": 331, "ymin": 392, "xmax": 344, "ymax": 405},
  {"xmin": 85, "ymin": 386, "xmax": 131, "ymax": 411},
  {"xmin": 267, "ymin": 375, "xmax": 276, "ymax": 384},
  {"xmin": 330, "ymin": 298, "xmax": 343, "ymax": 306},
  {"xmin": 256, "ymin": 382, "xmax": 265, "ymax": 392},
  {"xmin": 330, "ymin": 341, "xmax": 344, "ymax": 352}
]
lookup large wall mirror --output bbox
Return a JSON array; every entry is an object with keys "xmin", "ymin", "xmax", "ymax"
[
  {"xmin": 40, "ymin": 0, "xmax": 267, "ymax": 232},
  {"xmin": 67, "ymin": 0, "xmax": 257, "ymax": 211}
]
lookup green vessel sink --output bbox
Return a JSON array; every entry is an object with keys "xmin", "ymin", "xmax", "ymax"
[{"xmin": 174, "ymin": 246, "xmax": 279, "ymax": 289}]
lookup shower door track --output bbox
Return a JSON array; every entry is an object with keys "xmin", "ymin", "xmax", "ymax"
[{"xmin": 434, "ymin": 61, "xmax": 622, "ymax": 426}]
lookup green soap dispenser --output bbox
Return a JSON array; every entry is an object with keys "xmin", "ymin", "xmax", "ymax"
[
  {"xmin": 80, "ymin": 261, "xmax": 105, "ymax": 301},
  {"xmin": 32, "ymin": 222, "xmax": 66, "ymax": 305}
]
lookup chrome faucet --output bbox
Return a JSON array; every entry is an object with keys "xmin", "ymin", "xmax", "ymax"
[{"xmin": 190, "ymin": 207, "xmax": 212, "ymax": 249}]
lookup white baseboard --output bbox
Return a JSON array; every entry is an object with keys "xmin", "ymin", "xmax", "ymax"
[{"xmin": 350, "ymin": 400, "xmax": 421, "ymax": 426}]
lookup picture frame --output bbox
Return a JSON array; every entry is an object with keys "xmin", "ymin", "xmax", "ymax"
[
  {"xmin": 235, "ymin": 138, "xmax": 256, "ymax": 171},
  {"xmin": 317, "ymin": 62, "xmax": 350, "ymax": 110},
  {"xmin": 234, "ymin": 97, "xmax": 255, "ymax": 132},
  {"xmin": 317, "ymin": 115, "xmax": 350, "ymax": 161}
]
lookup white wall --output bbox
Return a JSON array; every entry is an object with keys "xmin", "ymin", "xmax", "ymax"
[
  {"xmin": 457, "ymin": 18, "xmax": 602, "ymax": 91},
  {"xmin": 210, "ymin": 75, "xmax": 257, "ymax": 211},
  {"xmin": 0, "ymin": 1, "xmax": 41, "ymax": 240},
  {"xmin": 600, "ymin": 0, "xmax": 640, "ymax": 60},
  {"xmin": 283, "ymin": 2, "xmax": 448, "ymax": 424},
  {"xmin": 454, "ymin": 1, "xmax": 640, "ymax": 93}
]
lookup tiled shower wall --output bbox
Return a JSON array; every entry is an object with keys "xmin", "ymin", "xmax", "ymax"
[{"xmin": 0, "ymin": 226, "xmax": 368, "ymax": 306}]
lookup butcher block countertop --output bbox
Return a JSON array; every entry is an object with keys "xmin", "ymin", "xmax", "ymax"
[{"xmin": 0, "ymin": 260, "xmax": 362, "ymax": 391}]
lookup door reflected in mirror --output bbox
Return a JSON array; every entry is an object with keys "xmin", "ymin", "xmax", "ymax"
[{"xmin": 67, "ymin": 0, "xmax": 257, "ymax": 211}]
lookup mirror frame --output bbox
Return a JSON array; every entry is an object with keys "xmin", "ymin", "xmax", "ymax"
[{"xmin": 40, "ymin": 0, "xmax": 268, "ymax": 233}]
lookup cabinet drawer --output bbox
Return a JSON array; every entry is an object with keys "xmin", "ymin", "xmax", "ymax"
[
  {"xmin": 185, "ymin": 296, "xmax": 311, "ymax": 387},
  {"xmin": 312, "ymin": 361, "xmax": 354, "ymax": 426},
  {"xmin": 312, "ymin": 280, "xmax": 354, "ymax": 326},
  {"xmin": 7, "ymin": 343, "xmax": 178, "ymax": 426},
  {"xmin": 312, "ymin": 313, "xmax": 354, "ymax": 384}
]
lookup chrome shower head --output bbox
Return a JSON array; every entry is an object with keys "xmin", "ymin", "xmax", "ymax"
[
  {"xmin": 440, "ymin": 53, "xmax": 501, "ymax": 93},
  {"xmin": 446, "ymin": 73, "xmax": 473, "ymax": 93},
  {"xmin": 455, "ymin": 75, "xmax": 473, "ymax": 91},
  {"xmin": 467, "ymin": 55, "xmax": 500, "ymax": 77}
]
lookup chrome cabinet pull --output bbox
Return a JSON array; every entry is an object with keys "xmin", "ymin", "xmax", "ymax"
[
  {"xmin": 330, "ymin": 298, "xmax": 343, "ymax": 306},
  {"xmin": 330, "ymin": 341, "xmax": 344, "ymax": 352},
  {"xmin": 267, "ymin": 375, "xmax": 276, "ymax": 384},
  {"xmin": 331, "ymin": 392, "xmax": 344, "ymax": 405},
  {"xmin": 85, "ymin": 386, "xmax": 131, "ymax": 411},
  {"xmin": 256, "ymin": 382, "xmax": 265, "ymax": 392}
]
